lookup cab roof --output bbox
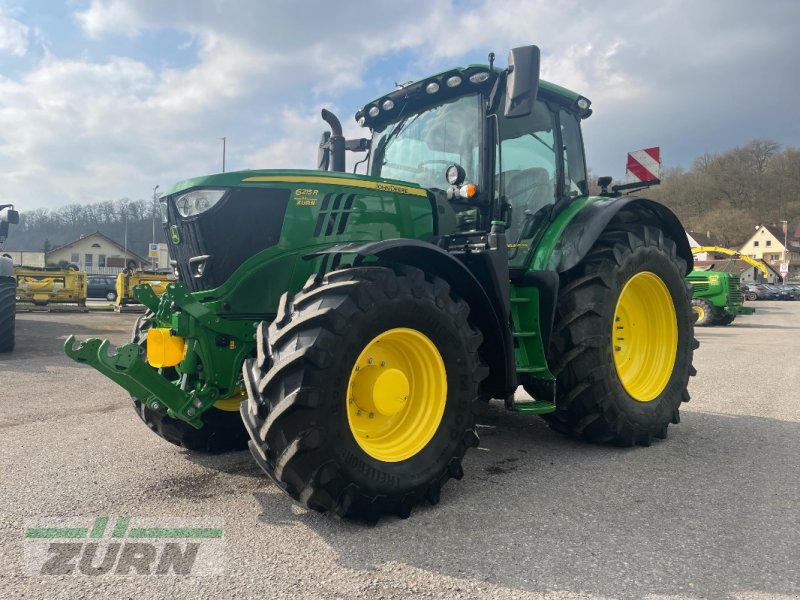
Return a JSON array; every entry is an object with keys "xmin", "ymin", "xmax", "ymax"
[{"xmin": 356, "ymin": 64, "xmax": 589, "ymax": 131}]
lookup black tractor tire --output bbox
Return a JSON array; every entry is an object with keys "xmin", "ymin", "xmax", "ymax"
[
  {"xmin": 532, "ymin": 224, "xmax": 697, "ymax": 447},
  {"xmin": 130, "ymin": 313, "xmax": 249, "ymax": 453},
  {"xmin": 0, "ymin": 279, "xmax": 15, "ymax": 353},
  {"xmin": 691, "ymin": 298, "xmax": 714, "ymax": 327},
  {"xmin": 242, "ymin": 266, "xmax": 487, "ymax": 522},
  {"xmin": 713, "ymin": 313, "xmax": 736, "ymax": 326}
]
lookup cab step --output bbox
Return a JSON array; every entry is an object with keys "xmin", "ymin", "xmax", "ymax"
[{"xmin": 512, "ymin": 400, "xmax": 556, "ymax": 415}]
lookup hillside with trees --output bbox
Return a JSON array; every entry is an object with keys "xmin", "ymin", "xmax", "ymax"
[
  {"xmin": 645, "ymin": 139, "xmax": 799, "ymax": 248},
  {"xmin": 4, "ymin": 198, "xmax": 166, "ymax": 259}
]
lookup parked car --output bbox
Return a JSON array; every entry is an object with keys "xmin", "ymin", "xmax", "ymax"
[
  {"xmin": 774, "ymin": 284, "xmax": 800, "ymax": 300},
  {"xmin": 86, "ymin": 275, "xmax": 118, "ymax": 301},
  {"xmin": 764, "ymin": 284, "xmax": 792, "ymax": 300},
  {"xmin": 741, "ymin": 283, "xmax": 779, "ymax": 301}
]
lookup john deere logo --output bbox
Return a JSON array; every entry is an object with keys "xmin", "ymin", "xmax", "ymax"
[{"xmin": 169, "ymin": 226, "xmax": 181, "ymax": 244}]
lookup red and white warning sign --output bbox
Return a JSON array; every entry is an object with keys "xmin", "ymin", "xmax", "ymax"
[{"xmin": 626, "ymin": 147, "xmax": 661, "ymax": 183}]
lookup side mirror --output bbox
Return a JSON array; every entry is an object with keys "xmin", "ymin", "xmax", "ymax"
[
  {"xmin": 6, "ymin": 209, "xmax": 19, "ymax": 224},
  {"xmin": 505, "ymin": 45, "xmax": 540, "ymax": 119}
]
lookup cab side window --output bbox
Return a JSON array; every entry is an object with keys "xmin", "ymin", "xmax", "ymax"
[
  {"xmin": 559, "ymin": 109, "xmax": 588, "ymax": 197},
  {"xmin": 497, "ymin": 100, "xmax": 558, "ymax": 263}
]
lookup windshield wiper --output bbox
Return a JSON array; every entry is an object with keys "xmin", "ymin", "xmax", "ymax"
[
  {"xmin": 375, "ymin": 112, "xmax": 423, "ymax": 165},
  {"xmin": 532, "ymin": 132, "xmax": 553, "ymax": 152}
]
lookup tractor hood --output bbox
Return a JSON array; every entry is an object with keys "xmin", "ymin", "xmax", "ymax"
[
  {"xmin": 166, "ymin": 168, "xmax": 427, "ymax": 199},
  {"xmin": 161, "ymin": 169, "xmax": 433, "ymax": 293}
]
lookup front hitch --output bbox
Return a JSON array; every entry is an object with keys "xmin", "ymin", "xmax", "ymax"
[
  {"xmin": 65, "ymin": 279, "xmax": 258, "ymax": 428},
  {"xmin": 64, "ymin": 335, "xmax": 205, "ymax": 428}
]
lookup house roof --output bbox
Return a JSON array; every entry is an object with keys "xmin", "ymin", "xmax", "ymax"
[
  {"xmin": 762, "ymin": 224, "xmax": 787, "ymax": 244},
  {"xmin": 693, "ymin": 258, "xmax": 780, "ymax": 276},
  {"xmin": 49, "ymin": 231, "xmax": 151, "ymax": 265},
  {"xmin": 739, "ymin": 223, "xmax": 792, "ymax": 253},
  {"xmin": 686, "ymin": 231, "xmax": 720, "ymax": 247}
]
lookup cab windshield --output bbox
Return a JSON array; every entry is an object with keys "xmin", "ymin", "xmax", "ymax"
[{"xmin": 370, "ymin": 94, "xmax": 482, "ymax": 190}]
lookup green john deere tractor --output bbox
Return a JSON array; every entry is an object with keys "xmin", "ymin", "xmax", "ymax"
[
  {"xmin": 1, "ymin": 204, "xmax": 20, "ymax": 353},
  {"xmin": 66, "ymin": 46, "xmax": 697, "ymax": 521},
  {"xmin": 688, "ymin": 269, "xmax": 754, "ymax": 326}
]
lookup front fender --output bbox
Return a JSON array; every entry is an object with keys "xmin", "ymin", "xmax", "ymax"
[{"xmin": 307, "ymin": 239, "xmax": 516, "ymax": 398}]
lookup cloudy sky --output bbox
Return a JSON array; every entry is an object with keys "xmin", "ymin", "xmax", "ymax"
[{"xmin": 1, "ymin": 0, "xmax": 798, "ymax": 210}]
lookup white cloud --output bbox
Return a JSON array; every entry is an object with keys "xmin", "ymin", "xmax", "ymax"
[
  {"xmin": 76, "ymin": 0, "xmax": 142, "ymax": 37},
  {"xmin": 0, "ymin": 8, "xmax": 29, "ymax": 56},
  {"xmin": 0, "ymin": 0, "xmax": 797, "ymax": 210}
]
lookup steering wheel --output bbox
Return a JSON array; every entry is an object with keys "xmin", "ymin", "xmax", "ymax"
[{"xmin": 416, "ymin": 160, "xmax": 457, "ymax": 177}]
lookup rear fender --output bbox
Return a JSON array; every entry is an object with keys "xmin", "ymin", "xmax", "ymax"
[{"xmin": 546, "ymin": 196, "xmax": 693, "ymax": 274}]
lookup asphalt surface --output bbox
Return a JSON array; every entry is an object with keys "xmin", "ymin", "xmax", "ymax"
[{"xmin": 0, "ymin": 303, "xmax": 798, "ymax": 599}]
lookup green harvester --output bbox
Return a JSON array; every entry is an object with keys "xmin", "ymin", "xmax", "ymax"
[{"xmin": 688, "ymin": 269, "xmax": 754, "ymax": 326}]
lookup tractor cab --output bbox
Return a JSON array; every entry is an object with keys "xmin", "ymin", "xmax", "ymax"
[{"xmin": 349, "ymin": 46, "xmax": 592, "ymax": 271}]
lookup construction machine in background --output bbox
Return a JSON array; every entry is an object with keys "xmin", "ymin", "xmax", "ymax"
[
  {"xmin": 687, "ymin": 269, "xmax": 754, "ymax": 326},
  {"xmin": 115, "ymin": 270, "xmax": 176, "ymax": 309},
  {"xmin": 15, "ymin": 266, "xmax": 88, "ymax": 307}
]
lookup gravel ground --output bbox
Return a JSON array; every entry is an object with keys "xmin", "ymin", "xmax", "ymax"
[{"xmin": 0, "ymin": 303, "xmax": 797, "ymax": 599}]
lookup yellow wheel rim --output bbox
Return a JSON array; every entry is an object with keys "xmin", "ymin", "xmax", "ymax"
[
  {"xmin": 612, "ymin": 272, "xmax": 677, "ymax": 402},
  {"xmin": 692, "ymin": 305, "xmax": 705, "ymax": 322},
  {"xmin": 347, "ymin": 328, "xmax": 447, "ymax": 462}
]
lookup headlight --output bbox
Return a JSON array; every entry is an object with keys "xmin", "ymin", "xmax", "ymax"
[
  {"xmin": 159, "ymin": 201, "xmax": 169, "ymax": 223},
  {"xmin": 174, "ymin": 189, "xmax": 226, "ymax": 218}
]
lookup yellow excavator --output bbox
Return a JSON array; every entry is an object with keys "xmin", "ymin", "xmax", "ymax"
[{"xmin": 691, "ymin": 246, "xmax": 771, "ymax": 278}]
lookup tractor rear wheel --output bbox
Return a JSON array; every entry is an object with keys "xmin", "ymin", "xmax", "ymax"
[
  {"xmin": 0, "ymin": 279, "xmax": 15, "ymax": 353},
  {"xmin": 538, "ymin": 225, "xmax": 697, "ymax": 446},
  {"xmin": 691, "ymin": 298, "xmax": 714, "ymax": 327},
  {"xmin": 130, "ymin": 313, "xmax": 249, "ymax": 453},
  {"xmin": 242, "ymin": 266, "xmax": 487, "ymax": 521}
]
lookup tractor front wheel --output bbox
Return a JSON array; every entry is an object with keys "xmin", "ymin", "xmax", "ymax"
[
  {"xmin": 130, "ymin": 313, "xmax": 249, "ymax": 453},
  {"xmin": 539, "ymin": 225, "xmax": 697, "ymax": 446},
  {"xmin": 242, "ymin": 266, "xmax": 487, "ymax": 521},
  {"xmin": 691, "ymin": 298, "xmax": 714, "ymax": 326}
]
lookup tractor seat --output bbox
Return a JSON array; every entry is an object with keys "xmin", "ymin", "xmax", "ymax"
[{"xmin": 505, "ymin": 167, "xmax": 554, "ymax": 215}]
